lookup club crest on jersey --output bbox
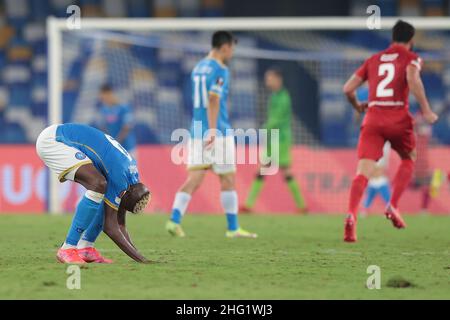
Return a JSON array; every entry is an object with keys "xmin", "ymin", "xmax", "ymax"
[
  {"xmin": 75, "ymin": 152, "xmax": 87, "ymax": 160},
  {"xmin": 216, "ymin": 77, "xmax": 224, "ymax": 87}
]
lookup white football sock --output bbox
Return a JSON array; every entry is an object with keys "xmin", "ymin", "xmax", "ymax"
[
  {"xmin": 77, "ymin": 239, "xmax": 95, "ymax": 249},
  {"xmin": 220, "ymin": 190, "xmax": 238, "ymax": 214},
  {"xmin": 61, "ymin": 242, "xmax": 77, "ymax": 250},
  {"xmin": 172, "ymin": 192, "xmax": 192, "ymax": 216}
]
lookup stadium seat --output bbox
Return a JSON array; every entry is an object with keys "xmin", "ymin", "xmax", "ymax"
[{"xmin": 0, "ymin": 121, "xmax": 27, "ymax": 143}]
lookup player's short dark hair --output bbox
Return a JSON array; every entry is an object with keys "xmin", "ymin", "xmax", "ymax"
[
  {"xmin": 392, "ymin": 20, "xmax": 415, "ymax": 43},
  {"xmin": 266, "ymin": 66, "xmax": 283, "ymax": 78},
  {"xmin": 212, "ymin": 31, "xmax": 237, "ymax": 49},
  {"xmin": 100, "ymin": 84, "xmax": 113, "ymax": 92}
]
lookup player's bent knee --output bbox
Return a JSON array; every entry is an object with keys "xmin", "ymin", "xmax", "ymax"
[
  {"xmin": 220, "ymin": 173, "xmax": 235, "ymax": 190},
  {"xmin": 356, "ymin": 159, "xmax": 377, "ymax": 178}
]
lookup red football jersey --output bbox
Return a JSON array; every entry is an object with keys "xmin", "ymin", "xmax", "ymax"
[{"xmin": 355, "ymin": 43, "xmax": 422, "ymax": 109}]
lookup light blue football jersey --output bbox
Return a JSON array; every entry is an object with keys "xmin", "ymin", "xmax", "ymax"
[
  {"xmin": 55, "ymin": 123, "xmax": 139, "ymax": 210},
  {"xmin": 190, "ymin": 58, "xmax": 232, "ymax": 139}
]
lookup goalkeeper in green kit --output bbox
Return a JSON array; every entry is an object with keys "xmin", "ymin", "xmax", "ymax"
[{"xmin": 241, "ymin": 67, "xmax": 307, "ymax": 213}]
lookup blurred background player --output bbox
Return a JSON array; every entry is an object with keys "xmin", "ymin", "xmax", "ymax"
[
  {"xmin": 342, "ymin": 20, "xmax": 438, "ymax": 242},
  {"xmin": 360, "ymin": 142, "xmax": 391, "ymax": 217},
  {"xmin": 166, "ymin": 31, "xmax": 257, "ymax": 238},
  {"xmin": 242, "ymin": 67, "xmax": 307, "ymax": 213},
  {"xmin": 98, "ymin": 84, "xmax": 137, "ymax": 159}
]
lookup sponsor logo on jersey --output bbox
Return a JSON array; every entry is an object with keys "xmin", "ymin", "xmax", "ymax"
[
  {"xmin": 380, "ymin": 53, "xmax": 398, "ymax": 62},
  {"xmin": 75, "ymin": 152, "xmax": 87, "ymax": 160},
  {"xmin": 129, "ymin": 165, "xmax": 138, "ymax": 175}
]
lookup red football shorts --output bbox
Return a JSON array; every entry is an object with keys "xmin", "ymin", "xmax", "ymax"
[{"xmin": 357, "ymin": 107, "xmax": 416, "ymax": 161}]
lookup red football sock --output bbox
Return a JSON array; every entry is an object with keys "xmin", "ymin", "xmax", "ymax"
[
  {"xmin": 348, "ymin": 174, "xmax": 368, "ymax": 219},
  {"xmin": 421, "ymin": 186, "xmax": 430, "ymax": 210},
  {"xmin": 390, "ymin": 159, "xmax": 414, "ymax": 208}
]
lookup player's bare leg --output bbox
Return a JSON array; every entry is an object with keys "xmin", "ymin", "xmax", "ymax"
[
  {"xmin": 73, "ymin": 163, "xmax": 108, "ymax": 193},
  {"xmin": 344, "ymin": 159, "xmax": 377, "ymax": 242},
  {"xmin": 384, "ymin": 150, "xmax": 416, "ymax": 229},
  {"xmin": 180, "ymin": 169, "xmax": 207, "ymax": 194},
  {"xmin": 167, "ymin": 169, "xmax": 207, "ymax": 237},
  {"xmin": 220, "ymin": 173, "xmax": 257, "ymax": 239}
]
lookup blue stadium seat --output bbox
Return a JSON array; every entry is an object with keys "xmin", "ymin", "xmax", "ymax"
[
  {"xmin": 32, "ymin": 40, "xmax": 47, "ymax": 54},
  {"xmin": 0, "ymin": 122, "xmax": 27, "ymax": 143},
  {"xmin": 128, "ymin": 0, "xmax": 150, "ymax": 17},
  {"xmin": 0, "ymin": 50, "xmax": 6, "ymax": 69},
  {"xmin": 375, "ymin": 0, "xmax": 397, "ymax": 16},
  {"xmin": 29, "ymin": 0, "xmax": 50, "ymax": 21},
  {"xmin": 8, "ymin": 84, "xmax": 31, "ymax": 107}
]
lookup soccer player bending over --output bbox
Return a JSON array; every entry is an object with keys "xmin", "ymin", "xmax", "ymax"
[
  {"xmin": 166, "ymin": 31, "xmax": 256, "ymax": 238},
  {"xmin": 342, "ymin": 20, "xmax": 438, "ymax": 242},
  {"xmin": 36, "ymin": 123, "xmax": 150, "ymax": 263}
]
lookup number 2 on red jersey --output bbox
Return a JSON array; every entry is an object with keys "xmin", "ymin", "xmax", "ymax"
[{"xmin": 376, "ymin": 63, "xmax": 395, "ymax": 98}]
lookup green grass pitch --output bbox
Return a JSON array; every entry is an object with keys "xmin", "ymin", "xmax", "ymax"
[{"xmin": 0, "ymin": 213, "xmax": 449, "ymax": 299}]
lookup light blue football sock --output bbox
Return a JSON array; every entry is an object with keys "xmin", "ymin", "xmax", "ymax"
[
  {"xmin": 379, "ymin": 183, "xmax": 391, "ymax": 204},
  {"xmin": 65, "ymin": 195, "xmax": 101, "ymax": 246},
  {"xmin": 226, "ymin": 213, "xmax": 239, "ymax": 231},
  {"xmin": 170, "ymin": 192, "xmax": 191, "ymax": 224},
  {"xmin": 221, "ymin": 191, "xmax": 239, "ymax": 231},
  {"xmin": 363, "ymin": 185, "xmax": 378, "ymax": 209},
  {"xmin": 171, "ymin": 209, "xmax": 182, "ymax": 224},
  {"xmin": 82, "ymin": 201, "xmax": 105, "ymax": 243}
]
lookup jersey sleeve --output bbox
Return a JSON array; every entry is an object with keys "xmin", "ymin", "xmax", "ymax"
[
  {"xmin": 355, "ymin": 59, "xmax": 369, "ymax": 80},
  {"xmin": 104, "ymin": 182, "xmax": 122, "ymax": 211},
  {"xmin": 208, "ymin": 68, "xmax": 227, "ymax": 98},
  {"xmin": 408, "ymin": 52, "xmax": 423, "ymax": 71}
]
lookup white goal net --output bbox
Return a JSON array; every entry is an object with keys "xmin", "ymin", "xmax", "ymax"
[{"xmin": 47, "ymin": 18, "xmax": 450, "ymax": 215}]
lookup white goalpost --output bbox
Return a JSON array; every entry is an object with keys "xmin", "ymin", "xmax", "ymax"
[{"xmin": 46, "ymin": 16, "xmax": 450, "ymax": 214}]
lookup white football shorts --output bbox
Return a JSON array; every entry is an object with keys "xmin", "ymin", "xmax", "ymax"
[
  {"xmin": 35, "ymin": 124, "xmax": 92, "ymax": 182},
  {"xmin": 187, "ymin": 135, "xmax": 236, "ymax": 175}
]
